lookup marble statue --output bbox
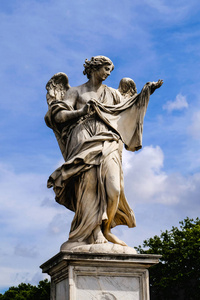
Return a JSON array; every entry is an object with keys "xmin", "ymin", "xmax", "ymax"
[{"xmin": 45, "ymin": 56, "xmax": 163, "ymax": 250}]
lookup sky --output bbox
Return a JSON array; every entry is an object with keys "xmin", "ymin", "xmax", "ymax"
[{"xmin": 1, "ymin": 0, "xmax": 200, "ymax": 293}]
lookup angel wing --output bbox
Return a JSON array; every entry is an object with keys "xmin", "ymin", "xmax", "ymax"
[
  {"xmin": 45, "ymin": 72, "xmax": 71, "ymax": 159},
  {"xmin": 118, "ymin": 77, "xmax": 137, "ymax": 100},
  {"xmin": 46, "ymin": 72, "xmax": 70, "ymax": 105}
]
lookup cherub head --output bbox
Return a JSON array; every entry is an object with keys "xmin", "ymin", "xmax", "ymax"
[
  {"xmin": 118, "ymin": 77, "xmax": 137, "ymax": 98},
  {"xmin": 83, "ymin": 56, "xmax": 114, "ymax": 79}
]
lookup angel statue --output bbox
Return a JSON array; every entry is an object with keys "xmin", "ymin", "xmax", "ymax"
[{"xmin": 45, "ymin": 56, "xmax": 163, "ymax": 250}]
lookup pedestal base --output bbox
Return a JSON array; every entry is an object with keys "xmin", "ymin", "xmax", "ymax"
[{"xmin": 40, "ymin": 250, "xmax": 160, "ymax": 300}]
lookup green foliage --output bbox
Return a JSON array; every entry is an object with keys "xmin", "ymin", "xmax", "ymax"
[
  {"xmin": 0, "ymin": 279, "xmax": 50, "ymax": 300},
  {"xmin": 137, "ymin": 217, "xmax": 200, "ymax": 300}
]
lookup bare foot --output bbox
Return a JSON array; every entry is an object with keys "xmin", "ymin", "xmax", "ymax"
[
  {"xmin": 93, "ymin": 225, "xmax": 108, "ymax": 244},
  {"xmin": 103, "ymin": 230, "xmax": 127, "ymax": 246}
]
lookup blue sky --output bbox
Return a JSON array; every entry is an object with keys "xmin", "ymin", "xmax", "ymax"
[{"xmin": 1, "ymin": 0, "xmax": 200, "ymax": 293}]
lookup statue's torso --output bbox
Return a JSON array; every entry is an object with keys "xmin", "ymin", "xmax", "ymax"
[{"xmin": 63, "ymin": 84, "xmax": 118, "ymax": 109}]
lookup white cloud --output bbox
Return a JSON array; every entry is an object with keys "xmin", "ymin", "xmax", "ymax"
[
  {"xmin": 118, "ymin": 145, "xmax": 200, "ymax": 247},
  {"xmin": 0, "ymin": 162, "xmax": 73, "ymax": 242},
  {"xmin": 163, "ymin": 94, "xmax": 188, "ymax": 112},
  {"xmin": 123, "ymin": 146, "xmax": 200, "ymax": 205},
  {"xmin": 0, "ymin": 163, "xmax": 55, "ymax": 233},
  {"xmin": 0, "ymin": 162, "xmax": 71, "ymax": 291},
  {"xmin": 14, "ymin": 244, "xmax": 38, "ymax": 259},
  {"xmin": 0, "ymin": 267, "xmax": 48, "ymax": 290}
]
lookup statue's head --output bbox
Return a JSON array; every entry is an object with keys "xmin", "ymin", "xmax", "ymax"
[{"xmin": 83, "ymin": 56, "xmax": 114, "ymax": 79}]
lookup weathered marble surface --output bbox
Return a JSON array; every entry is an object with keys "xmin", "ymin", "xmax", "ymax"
[
  {"xmin": 76, "ymin": 275, "xmax": 139, "ymax": 300},
  {"xmin": 60, "ymin": 242, "xmax": 137, "ymax": 254},
  {"xmin": 45, "ymin": 56, "xmax": 163, "ymax": 249},
  {"xmin": 41, "ymin": 251, "xmax": 161, "ymax": 300}
]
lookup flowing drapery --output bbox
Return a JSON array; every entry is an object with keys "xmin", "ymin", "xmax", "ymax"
[{"xmin": 45, "ymin": 83, "xmax": 153, "ymax": 242}]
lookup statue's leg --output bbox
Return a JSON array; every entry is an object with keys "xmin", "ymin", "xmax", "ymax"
[
  {"xmin": 69, "ymin": 167, "xmax": 107, "ymax": 244},
  {"xmin": 103, "ymin": 158, "xmax": 127, "ymax": 246},
  {"xmin": 92, "ymin": 224, "xmax": 107, "ymax": 244}
]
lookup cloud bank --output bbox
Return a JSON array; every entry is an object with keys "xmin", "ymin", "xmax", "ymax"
[{"xmin": 163, "ymin": 94, "xmax": 188, "ymax": 112}]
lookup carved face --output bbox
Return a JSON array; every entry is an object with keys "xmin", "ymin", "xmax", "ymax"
[{"xmin": 94, "ymin": 64, "xmax": 113, "ymax": 81}]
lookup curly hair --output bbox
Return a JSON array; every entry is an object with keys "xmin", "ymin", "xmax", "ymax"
[{"xmin": 83, "ymin": 56, "xmax": 114, "ymax": 79}]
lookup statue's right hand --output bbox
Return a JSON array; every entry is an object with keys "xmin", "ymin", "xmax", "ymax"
[{"xmin": 81, "ymin": 103, "xmax": 91, "ymax": 116}]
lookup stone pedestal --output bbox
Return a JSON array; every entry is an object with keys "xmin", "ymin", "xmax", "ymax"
[{"xmin": 40, "ymin": 248, "xmax": 160, "ymax": 300}]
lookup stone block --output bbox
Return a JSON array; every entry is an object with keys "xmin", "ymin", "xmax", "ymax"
[{"xmin": 40, "ymin": 250, "xmax": 161, "ymax": 300}]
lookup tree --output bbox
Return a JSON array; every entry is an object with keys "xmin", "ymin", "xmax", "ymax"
[
  {"xmin": 137, "ymin": 217, "xmax": 200, "ymax": 300},
  {"xmin": 0, "ymin": 279, "xmax": 50, "ymax": 300}
]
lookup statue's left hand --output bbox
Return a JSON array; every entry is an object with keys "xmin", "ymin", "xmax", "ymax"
[{"xmin": 156, "ymin": 79, "xmax": 163, "ymax": 88}]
